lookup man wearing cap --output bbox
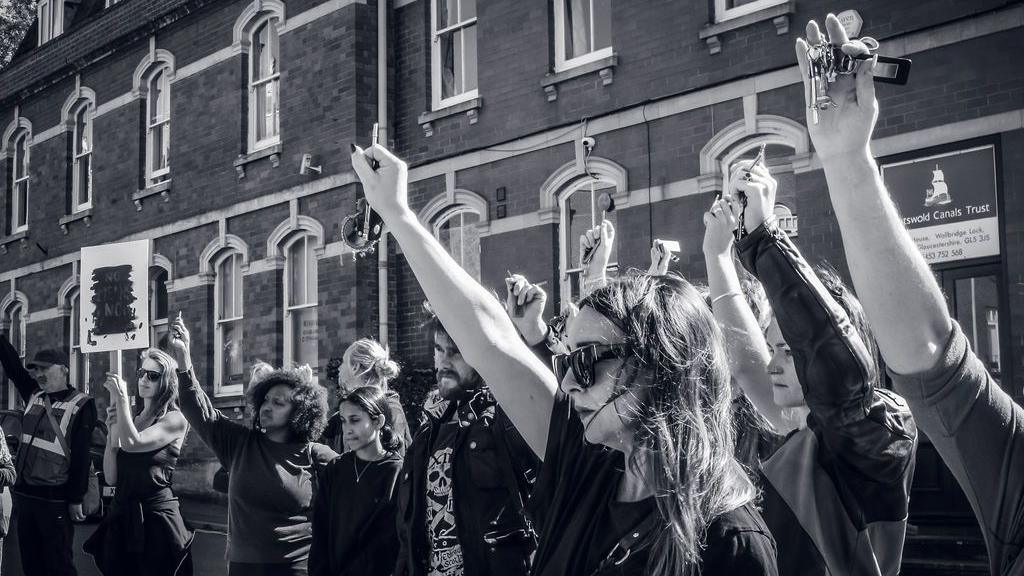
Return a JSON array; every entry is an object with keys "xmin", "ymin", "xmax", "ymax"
[{"xmin": 0, "ymin": 334, "xmax": 97, "ymax": 576}]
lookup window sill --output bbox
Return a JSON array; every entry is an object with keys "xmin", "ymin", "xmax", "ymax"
[
  {"xmin": 234, "ymin": 143, "xmax": 282, "ymax": 179},
  {"xmin": 59, "ymin": 209, "xmax": 94, "ymax": 235},
  {"xmin": 418, "ymin": 97, "xmax": 483, "ymax": 138},
  {"xmin": 699, "ymin": 1, "xmax": 794, "ymax": 54},
  {"xmin": 541, "ymin": 53, "xmax": 618, "ymax": 102},
  {"xmin": 0, "ymin": 230, "xmax": 28, "ymax": 254},
  {"xmin": 212, "ymin": 395, "xmax": 246, "ymax": 408},
  {"xmin": 133, "ymin": 180, "xmax": 172, "ymax": 211}
]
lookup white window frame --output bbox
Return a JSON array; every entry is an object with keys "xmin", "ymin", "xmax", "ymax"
[
  {"xmin": 149, "ymin": 265, "xmax": 170, "ymax": 349},
  {"xmin": 37, "ymin": 0, "xmax": 63, "ymax": 45},
  {"xmin": 431, "ymin": 0, "xmax": 479, "ymax": 110},
  {"xmin": 558, "ymin": 178, "xmax": 618, "ymax": 305},
  {"xmin": 145, "ymin": 68, "xmax": 171, "ymax": 186},
  {"xmin": 10, "ymin": 131, "xmax": 30, "ymax": 233},
  {"xmin": 214, "ymin": 252, "xmax": 245, "ymax": 397},
  {"xmin": 433, "ymin": 206, "xmax": 482, "ymax": 281},
  {"xmin": 713, "ymin": 0, "xmax": 788, "ymax": 24},
  {"xmin": 553, "ymin": 0, "xmax": 614, "ymax": 73},
  {"xmin": 283, "ymin": 234, "xmax": 318, "ymax": 373},
  {"xmin": 986, "ymin": 307, "xmax": 1001, "ymax": 371},
  {"xmin": 248, "ymin": 16, "xmax": 281, "ymax": 153},
  {"xmin": 3, "ymin": 301, "xmax": 26, "ymax": 409},
  {"xmin": 71, "ymin": 102, "xmax": 94, "ymax": 212},
  {"xmin": 773, "ymin": 204, "xmax": 798, "ymax": 237},
  {"xmin": 68, "ymin": 288, "xmax": 90, "ymax": 393}
]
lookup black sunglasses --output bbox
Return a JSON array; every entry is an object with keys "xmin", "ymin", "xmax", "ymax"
[
  {"xmin": 551, "ymin": 344, "xmax": 629, "ymax": 389},
  {"xmin": 136, "ymin": 369, "xmax": 163, "ymax": 382}
]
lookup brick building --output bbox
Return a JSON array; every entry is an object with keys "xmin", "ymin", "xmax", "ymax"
[{"xmin": 1, "ymin": 0, "xmax": 1021, "ymax": 567}]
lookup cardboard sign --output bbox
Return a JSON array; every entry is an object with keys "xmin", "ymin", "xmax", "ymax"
[
  {"xmin": 80, "ymin": 240, "xmax": 151, "ymax": 353},
  {"xmin": 881, "ymin": 145, "xmax": 999, "ymax": 265}
]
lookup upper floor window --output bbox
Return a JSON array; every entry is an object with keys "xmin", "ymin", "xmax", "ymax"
[
  {"xmin": 714, "ymin": 0, "xmax": 788, "ymax": 23},
  {"xmin": 37, "ymin": 0, "xmax": 64, "ymax": 45},
  {"xmin": 559, "ymin": 179, "xmax": 617, "ymax": 304},
  {"xmin": 249, "ymin": 18, "xmax": 281, "ymax": 152},
  {"xmin": 553, "ymin": 0, "xmax": 612, "ymax": 72},
  {"xmin": 435, "ymin": 208, "xmax": 481, "ymax": 281},
  {"xmin": 71, "ymin": 102, "xmax": 94, "ymax": 212},
  {"xmin": 432, "ymin": 0, "xmax": 478, "ymax": 109},
  {"xmin": 215, "ymin": 252, "xmax": 245, "ymax": 396},
  {"xmin": 284, "ymin": 234, "xmax": 318, "ymax": 373},
  {"xmin": 146, "ymin": 69, "xmax": 171, "ymax": 186},
  {"xmin": 9, "ymin": 130, "xmax": 30, "ymax": 234}
]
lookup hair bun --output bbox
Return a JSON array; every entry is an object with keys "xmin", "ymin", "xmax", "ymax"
[{"xmin": 374, "ymin": 357, "xmax": 400, "ymax": 380}]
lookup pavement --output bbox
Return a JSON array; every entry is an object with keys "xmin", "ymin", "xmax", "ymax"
[{"xmin": 0, "ymin": 496, "xmax": 230, "ymax": 575}]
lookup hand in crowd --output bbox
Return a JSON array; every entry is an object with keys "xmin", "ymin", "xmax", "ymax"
[
  {"xmin": 168, "ymin": 312, "xmax": 193, "ymax": 372},
  {"xmin": 69, "ymin": 502, "xmax": 85, "ymax": 523},
  {"xmin": 702, "ymin": 197, "xmax": 741, "ymax": 258},
  {"xmin": 350, "ymin": 144, "xmax": 411, "ymax": 221},
  {"xmin": 504, "ymin": 273, "xmax": 548, "ymax": 346},
  {"xmin": 105, "ymin": 405, "xmax": 118, "ymax": 431},
  {"xmin": 795, "ymin": 14, "xmax": 878, "ymax": 161},
  {"xmin": 727, "ymin": 160, "xmax": 777, "ymax": 234},
  {"xmin": 648, "ymin": 239, "xmax": 673, "ymax": 276},
  {"xmin": 103, "ymin": 373, "xmax": 129, "ymax": 401},
  {"xmin": 581, "ymin": 219, "xmax": 614, "ymax": 276}
]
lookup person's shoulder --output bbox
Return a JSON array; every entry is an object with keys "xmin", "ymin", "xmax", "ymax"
[{"xmin": 703, "ymin": 503, "xmax": 778, "ymax": 574}]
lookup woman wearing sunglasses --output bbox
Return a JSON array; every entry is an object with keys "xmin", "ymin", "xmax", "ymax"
[
  {"xmin": 84, "ymin": 348, "xmax": 193, "ymax": 576},
  {"xmin": 350, "ymin": 143, "xmax": 777, "ymax": 576}
]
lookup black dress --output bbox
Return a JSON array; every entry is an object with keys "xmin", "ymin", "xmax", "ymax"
[{"xmin": 84, "ymin": 440, "xmax": 194, "ymax": 576}]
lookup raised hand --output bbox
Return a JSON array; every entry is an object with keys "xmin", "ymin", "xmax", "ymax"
[
  {"xmin": 726, "ymin": 159, "xmax": 777, "ymax": 235},
  {"xmin": 581, "ymin": 220, "xmax": 614, "ymax": 272},
  {"xmin": 168, "ymin": 312, "xmax": 193, "ymax": 372},
  {"xmin": 350, "ymin": 144, "xmax": 411, "ymax": 221},
  {"xmin": 648, "ymin": 240, "xmax": 672, "ymax": 276},
  {"xmin": 504, "ymin": 273, "xmax": 548, "ymax": 346},
  {"xmin": 702, "ymin": 197, "xmax": 741, "ymax": 258},
  {"xmin": 795, "ymin": 13, "xmax": 878, "ymax": 161},
  {"xmin": 103, "ymin": 373, "xmax": 128, "ymax": 401}
]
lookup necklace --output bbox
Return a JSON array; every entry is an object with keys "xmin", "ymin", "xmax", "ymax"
[{"xmin": 353, "ymin": 456, "xmax": 378, "ymax": 483}]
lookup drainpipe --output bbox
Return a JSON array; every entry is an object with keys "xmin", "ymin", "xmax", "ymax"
[{"xmin": 377, "ymin": 0, "xmax": 389, "ymax": 347}]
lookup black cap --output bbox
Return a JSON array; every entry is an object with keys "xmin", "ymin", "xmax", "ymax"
[{"xmin": 25, "ymin": 348, "xmax": 70, "ymax": 370}]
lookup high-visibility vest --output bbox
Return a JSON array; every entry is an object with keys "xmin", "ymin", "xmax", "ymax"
[{"xmin": 16, "ymin": 390, "xmax": 91, "ymax": 487}]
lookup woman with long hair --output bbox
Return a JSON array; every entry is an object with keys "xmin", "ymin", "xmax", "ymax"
[
  {"xmin": 350, "ymin": 143, "xmax": 778, "ymax": 575},
  {"xmin": 168, "ymin": 314, "xmax": 336, "ymax": 576},
  {"xmin": 84, "ymin": 348, "xmax": 193, "ymax": 576},
  {"xmin": 321, "ymin": 338, "xmax": 411, "ymax": 454},
  {"xmin": 310, "ymin": 386, "xmax": 403, "ymax": 576}
]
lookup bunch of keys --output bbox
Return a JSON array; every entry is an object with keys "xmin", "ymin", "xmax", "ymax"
[
  {"xmin": 343, "ymin": 123, "xmax": 385, "ymax": 258},
  {"xmin": 734, "ymin": 143, "xmax": 766, "ymax": 241},
  {"xmin": 805, "ymin": 36, "xmax": 911, "ymax": 124}
]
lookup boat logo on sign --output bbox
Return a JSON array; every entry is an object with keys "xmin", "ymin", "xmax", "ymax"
[{"xmin": 924, "ymin": 164, "xmax": 952, "ymax": 207}]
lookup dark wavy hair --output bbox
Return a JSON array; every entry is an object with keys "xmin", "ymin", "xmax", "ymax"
[
  {"xmin": 339, "ymin": 386, "xmax": 402, "ymax": 453},
  {"xmin": 579, "ymin": 271, "xmax": 756, "ymax": 576},
  {"xmin": 247, "ymin": 365, "xmax": 329, "ymax": 443}
]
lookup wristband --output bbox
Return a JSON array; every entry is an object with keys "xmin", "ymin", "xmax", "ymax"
[{"xmin": 711, "ymin": 291, "xmax": 742, "ymax": 305}]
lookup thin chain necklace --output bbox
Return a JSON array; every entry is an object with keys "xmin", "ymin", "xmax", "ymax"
[{"xmin": 353, "ymin": 453, "xmax": 384, "ymax": 483}]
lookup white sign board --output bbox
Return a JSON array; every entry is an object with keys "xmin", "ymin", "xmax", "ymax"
[
  {"xmin": 80, "ymin": 240, "xmax": 151, "ymax": 353},
  {"xmin": 881, "ymin": 145, "xmax": 999, "ymax": 265}
]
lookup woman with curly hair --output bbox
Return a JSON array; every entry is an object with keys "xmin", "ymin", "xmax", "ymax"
[
  {"xmin": 351, "ymin": 143, "xmax": 777, "ymax": 576},
  {"xmin": 321, "ymin": 338, "xmax": 411, "ymax": 454},
  {"xmin": 168, "ymin": 314, "xmax": 336, "ymax": 576},
  {"xmin": 310, "ymin": 386, "xmax": 403, "ymax": 576},
  {"xmin": 84, "ymin": 348, "xmax": 193, "ymax": 576}
]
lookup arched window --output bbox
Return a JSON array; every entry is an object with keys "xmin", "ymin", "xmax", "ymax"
[
  {"xmin": 71, "ymin": 101, "xmax": 94, "ymax": 212},
  {"xmin": 559, "ymin": 178, "xmax": 618, "ymax": 303},
  {"xmin": 146, "ymin": 68, "xmax": 171, "ymax": 186},
  {"xmin": 773, "ymin": 204, "xmax": 798, "ymax": 237},
  {"xmin": 249, "ymin": 17, "xmax": 281, "ymax": 151},
  {"xmin": 149, "ymin": 265, "xmax": 170, "ymax": 350},
  {"xmin": 434, "ymin": 208, "xmax": 482, "ymax": 280},
  {"xmin": 1, "ymin": 293, "xmax": 27, "ymax": 408},
  {"xmin": 66, "ymin": 287, "xmax": 90, "ymax": 393},
  {"xmin": 9, "ymin": 129, "xmax": 30, "ymax": 233},
  {"xmin": 284, "ymin": 234, "xmax": 318, "ymax": 372},
  {"xmin": 431, "ymin": 0, "xmax": 478, "ymax": 109},
  {"xmin": 215, "ymin": 252, "xmax": 245, "ymax": 396}
]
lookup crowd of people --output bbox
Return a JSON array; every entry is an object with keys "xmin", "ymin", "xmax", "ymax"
[{"xmin": 0, "ymin": 12, "xmax": 1020, "ymax": 576}]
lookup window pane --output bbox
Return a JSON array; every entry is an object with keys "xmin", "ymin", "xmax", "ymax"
[
  {"xmin": 289, "ymin": 238, "xmax": 307, "ymax": 307},
  {"xmin": 462, "ymin": 25, "xmax": 477, "ymax": 92},
  {"xmin": 729, "ymin": 0, "xmax": 762, "ymax": 7},
  {"xmin": 40, "ymin": 2, "xmax": 50, "ymax": 41},
  {"xmin": 461, "ymin": 0, "xmax": 476, "ymax": 20},
  {"xmin": 15, "ymin": 136, "xmax": 27, "ymax": 178},
  {"xmin": 75, "ymin": 108, "xmax": 88, "ymax": 155},
  {"xmin": 16, "ymin": 181, "xmax": 27, "ymax": 228},
  {"xmin": 152, "ymin": 323, "xmax": 170, "ymax": 352},
  {"xmin": 221, "ymin": 320, "xmax": 244, "ymax": 385},
  {"xmin": 438, "ymin": 211, "xmax": 481, "ymax": 280},
  {"xmin": 160, "ymin": 122, "xmax": 170, "ymax": 171},
  {"xmin": 149, "ymin": 71, "xmax": 164, "ymax": 125},
  {"xmin": 306, "ymin": 239, "xmax": 317, "ymax": 304},
  {"xmin": 219, "ymin": 255, "xmax": 235, "ymax": 319},
  {"xmin": 71, "ymin": 294, "xmax": 80, "ymax": 347},
  {"xmin": 565, "ymin": 189, "xmax": 592, "ymax": 268},
  {"xmin": 437, "ymin": 0, "xmax": 458, "ymax": 28},
  {"xmin": 953, "ymin": 276, "xmax": 1001, "ymax": 381},
  {"xmin": 440, "ymin": 31, "xmax": 457, "ymax": 99},
  {"xmin": 150, "ymin": 267, "xmax": 169, "ymax": 321},
  {"xmin": 77, "ymin": 154, "xmax": 91, "ymax": 205},
  {"xmin": 591, "ymin": 0, "xmax": 612, "ymax": 51},
  {"xmin": 564, "ymin": 0, "xmax": 591, "ymax": 59},
  {"xmin": 290, "ymin": 307, "xmax": 318, "ymax": 369},
  {"xmin": 10, "ymin": 306, "xmax": 24, "ymax": 357},
  {"xmin": 254, "ymin": 24, "xmax": 269, "ymax": 81}
]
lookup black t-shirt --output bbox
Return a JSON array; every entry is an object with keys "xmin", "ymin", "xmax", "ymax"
[{"xmin": 528, "ymin": 393, "xmax": 778, "ymax": 576}]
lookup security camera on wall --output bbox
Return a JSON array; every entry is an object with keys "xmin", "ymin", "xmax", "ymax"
[{"xmin": 300, "ymin": 153, "xmax": 322, "ymax": 175}]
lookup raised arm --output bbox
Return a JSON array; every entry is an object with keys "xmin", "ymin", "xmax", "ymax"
[
  {"xmin": 794, "ymin": 16, "xmax": 949, "ymax": 374},
  {"xmin": 103, "ymin": 374, "xmax": 188, "ymax": 453},
  {"xmin": 0, "ymin": 333, "xmax": 40, "ymax": 402},
  {"xmin": 102, "ymin": 406, "xmax": 119, "ymax": 485},
  {"xmin": 580, "ymin": 220, "xmax": 613, "ymax": 299},
  {"xmin": 702, "ymin": 197, "xmax": 793, "ymax": 434},
  {"xmin": 351, "ymin": 145, "xmax": 557, "ymax": 459}
]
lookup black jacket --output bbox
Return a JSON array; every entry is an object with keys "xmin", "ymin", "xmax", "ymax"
[
  {"xmin": 737, "ymin": 221, "xmax": 917, "ymax": 575},
  {"xmin": 395, "ymin": 388, "xmax": 538, "ymax": 576}
]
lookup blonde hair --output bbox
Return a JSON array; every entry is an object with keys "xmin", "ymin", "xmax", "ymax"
[{"xmin": 344, "ymin": 338, "xmax": 400, "ymax": 390}]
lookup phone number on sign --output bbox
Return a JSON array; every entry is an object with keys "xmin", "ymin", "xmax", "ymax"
[{"xmin": 924, "ymin": 248, "xmax": 964, "ymax": 261}]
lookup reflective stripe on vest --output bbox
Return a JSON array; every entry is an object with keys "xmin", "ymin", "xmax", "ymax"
[{"xmin": 20, "ymin": 391, "xmax": 89, "ymax": 458}]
